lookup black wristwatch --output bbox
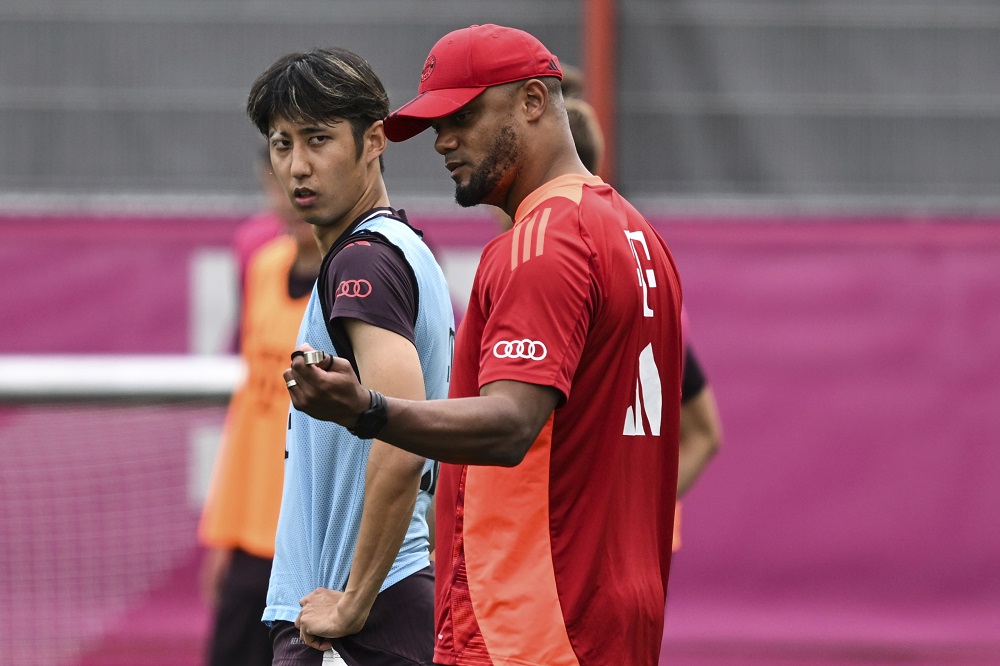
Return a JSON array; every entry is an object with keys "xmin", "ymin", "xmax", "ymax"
[{"xmin": 348, "ymin": 389, "xmax": 388, "ymax": 440}]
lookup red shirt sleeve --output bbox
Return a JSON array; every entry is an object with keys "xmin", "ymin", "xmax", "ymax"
[{"xmin": 476, "ymin": 201, "xmax": 595, "ymax": 402}]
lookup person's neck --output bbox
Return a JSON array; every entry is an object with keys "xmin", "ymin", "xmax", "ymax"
[
  {"xmin": 500, "ymin": 146, "xmax": 589, "ymax": 220},
  {"xmin": 314, "ymin": 181, "xmax": 390, "ymax": 254}
]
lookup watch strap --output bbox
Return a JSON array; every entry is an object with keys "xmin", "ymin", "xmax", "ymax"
[{"xmin": 348, "ymin": 389, "xmax": 388, "ymax": 440}]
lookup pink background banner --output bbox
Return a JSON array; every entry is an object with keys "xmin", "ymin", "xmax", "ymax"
[
  {"xmin": 0, "ymin": 214, "xmax": 494, "ymax": 353},
  {"xmin": 0, "ymin": 216, "xmax": 242, "ymax": 353},
  {"xmin": 651, "ymin": 218, "xmax": 1000, "ymax": 662},
  {"xmin": 1, "ymin": 214, "xmax": 998, "ymax": 663}
]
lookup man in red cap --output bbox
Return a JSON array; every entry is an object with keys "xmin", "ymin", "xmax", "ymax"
[{"xmin": 285, "ymin": 24, "xmax": 684, "ymax": 665}]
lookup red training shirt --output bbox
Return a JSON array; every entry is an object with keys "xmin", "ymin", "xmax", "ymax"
[{"xmin": 435, "ymin": 174, "xmax": 684, "ymax": 666}]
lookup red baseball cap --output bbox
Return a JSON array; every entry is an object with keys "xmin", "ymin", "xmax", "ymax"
[{"xmin": 384, "ymin": 24, "xmax": 562, "ymax": 142}]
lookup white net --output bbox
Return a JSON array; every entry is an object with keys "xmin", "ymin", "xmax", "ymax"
[{"xmin": 0, "ymin": 355, "xmax": 240, "ymax": 665}]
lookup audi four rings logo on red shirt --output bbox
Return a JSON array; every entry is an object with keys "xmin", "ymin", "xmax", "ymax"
[
  {"xmin": 336, "ymin": 279, "xmax": 372, "ymax": 298},
  {"xmin": 492, "ymin": 339, "xmax": 547, "ymax": 360}
]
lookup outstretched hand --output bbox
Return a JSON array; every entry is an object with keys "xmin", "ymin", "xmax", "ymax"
[{"xmin": 283, "ymin": 344, "xmax": 369, "ymax": 426}]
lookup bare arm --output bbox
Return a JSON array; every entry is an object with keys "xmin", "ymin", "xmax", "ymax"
[
  {"xmin": 198, "ymin": 546, "xmax": 232, "ymax": 610},
  {"xmin": 285, "ymin": 350, "xmax": 561, "ymax": 468},
  {"xmin": 677, "ymin": 386, "xmax": 722, "ymax": 498},
  {"xmin": 295, "ymin": 321, "xmax": 429, "ymax": 650}
]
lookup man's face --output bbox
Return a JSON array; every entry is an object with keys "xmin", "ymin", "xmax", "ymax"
[
  {"xmin": 431, "ymin": 88, "xmax": 522, "ymax": 209},
  {"xmin": 267, "ymin": 116, "xmax": 369, "ymax": 229}
]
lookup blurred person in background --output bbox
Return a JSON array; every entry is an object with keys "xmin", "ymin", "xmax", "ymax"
[
  {"xmin": 248, "ymin": 46, "xmax": 453, "ymax": 665},
  {"xmin": 198, "ymin": 149, "xmax": 321, "ymax": 666},
  {"xmin": 563, "ymin": 95, "xmax": 604, "ymax": 177},
  {"xmin": 557, "ymin": 62, "xmax": 585, "ymax": 99},
  {"xmin": 674, "ymin": 333, "xmax": 722, "ymax": 547},
  {"xmin": 228, "ymin": 145, "xmax": 286, "ymax": 357},
  {"xmin": 233, "ymin": 147, "xmax": 288, "ymax": 300},
  {"xmin": 284, "ymin": 25, "xmax": 682, "ymax": 666}
]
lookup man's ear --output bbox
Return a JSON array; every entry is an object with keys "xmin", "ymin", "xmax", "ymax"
[
  {"xmin": 365, "ymin": 120, "xmax": 387, "ymax": 163},
  {"xmin": 520, "ymin": 79, "xmax": 549, "ymax": 122}
]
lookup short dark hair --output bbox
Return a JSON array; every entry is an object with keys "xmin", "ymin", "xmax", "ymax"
[
  {"xmin": 247, "ymin": 47, "xmax": 389, "ymax": 161},
  {"xmin": 496, "ymin": 77, "xmax": 564, "ymax": 106}
]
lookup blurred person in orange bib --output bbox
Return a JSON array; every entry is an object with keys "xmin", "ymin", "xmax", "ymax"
[{"xmin": 198, "ymin": 150, "xmax": 321, "ymax": 666}]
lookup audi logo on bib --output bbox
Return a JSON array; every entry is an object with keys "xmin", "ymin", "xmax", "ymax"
[
  {"xmin": 492, "ymin": 339, "xmax": 547, "ymax": 361},
  {"xmin": 336, "ymin": 279, "xmax": 372, "ymax": 298}
]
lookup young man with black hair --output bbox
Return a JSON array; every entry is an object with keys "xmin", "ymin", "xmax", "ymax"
[{"xmin": 247, "ymin": 47, "xmax": 453, "ymax": 665}]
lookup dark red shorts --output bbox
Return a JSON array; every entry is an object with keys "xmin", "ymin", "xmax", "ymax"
[{"xmin": 271, "ymin": 566, "xmax": 434, "ymax": 666}]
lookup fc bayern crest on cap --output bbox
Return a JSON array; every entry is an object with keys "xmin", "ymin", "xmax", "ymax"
[{"xmin": 420, "ymin": 55, "xmax": 436, "ymax": 82}]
